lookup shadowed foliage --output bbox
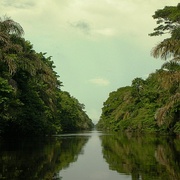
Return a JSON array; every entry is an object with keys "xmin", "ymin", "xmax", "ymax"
[
  {"xmin": 0, "ymin": 16, "xmax": 93, "ymax": 136},
  {"xmin": 97, "ymin": 4, "xmax": 180, "ymax": 135}
]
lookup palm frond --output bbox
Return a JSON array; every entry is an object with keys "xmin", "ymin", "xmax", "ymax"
[
  {"xmin": 0, "ymin": 16, "xmax": 24, "ymax": 37},
  {"xmin": 3, "ymin": 54, "xmax": 17, "ymax": 75},
  {"xmin": 155, "ymin": 92, "xmax": 180, "ymax": 126},
  {"xmin": 151, "ymin": 39, "xmax": 180, "ymax": 61}
]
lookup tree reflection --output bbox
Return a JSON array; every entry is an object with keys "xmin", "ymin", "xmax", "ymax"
[
  {"xmin": 100, "ymin": 133, "xmax": 180, "ymax": 180},
  {"xmin": 0, "ymin": 136, "xmax": 89, "ymax": 180}
]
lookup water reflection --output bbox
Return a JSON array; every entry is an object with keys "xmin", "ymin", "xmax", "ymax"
[
  {"xmin": 100, "ymin": 133, "xmax": 180, "ymax": 180},
  {"xmin": 1, "ymin": 132, "xmax": 180, "ymax": 180},
  {"xmin": 0, "ymin": 136, "xmax": 89, "ymax": 180}
]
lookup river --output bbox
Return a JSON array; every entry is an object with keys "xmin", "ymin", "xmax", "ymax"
[{"xmin": 0, "ymin": 130, "xmax": 180, "ymax": 180}]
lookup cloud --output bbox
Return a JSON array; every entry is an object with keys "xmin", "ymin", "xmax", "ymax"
[
  {"xmin": 93, "ymin": 28, "xmax": 116, "ymax": 37},
  {"xmin": 1, "ymin": 0, "xmax": 35, "ymax": 9},
  {"xmin": 69, "ymin": 20, "xmax": 91, "ymax": 35},
  {"xmin": 89, "ymin": 78, "xmax": 110, "ymax": 86},
  {"xmin": 69, "ymin": 20, "xmax": 117, "ymax": 37}
]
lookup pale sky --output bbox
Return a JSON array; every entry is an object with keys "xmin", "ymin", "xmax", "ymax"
[{"xmin": 1, "ymin": 0, "xmax": 179, "ymax": 124}]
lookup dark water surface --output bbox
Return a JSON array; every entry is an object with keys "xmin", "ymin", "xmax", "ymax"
[{"xmin": 0, "ymin": 130, "xmax": 180, "ymax": 180}]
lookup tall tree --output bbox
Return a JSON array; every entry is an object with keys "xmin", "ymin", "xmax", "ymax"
[
  {"xmin": 149, "ymin": 3, "xmax": 180, "ymax": 61},
  {"xmin": 0, "ymin": 16, "xmax": 93, "ymax": 136},
  {"xmin": 0, "ymin": 16, "xmax": 24, "ymax": 75},
  {"xmin": 0, "ymin": 16, "xmax": 24, "ymax": 37}
]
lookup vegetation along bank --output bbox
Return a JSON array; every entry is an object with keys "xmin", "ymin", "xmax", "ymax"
[
  {"xmin": 0, "ymin": 16, "xmax": 93, "ymax": 137},
  {"xmin": 97, "ymin": 4, "xmax": 180, "ymax": 135}
]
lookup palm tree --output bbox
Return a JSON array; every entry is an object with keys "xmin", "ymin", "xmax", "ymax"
[
  {"xmin": 150, "ymin": 4, "xmax": 180, "ymax": 62},
  {"xmin": 151, "ymin": 38, "xmax": 180, "ymax": 61},
  {"xmin": 0, "ymin": 16, "xmax": 24, "ymax": 75},
  {"xmin": 155, "ymin": 61, "xmax": 180, "ymax": 130},
  {"xmin": 0, "ymin": 16, "xmax": 24, "ymax": 40}
]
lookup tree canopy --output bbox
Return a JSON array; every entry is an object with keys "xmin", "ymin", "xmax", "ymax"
[
  {"xmin": 0, "ymin": 16, "xmax": 93, "ymax": 137},
  {"xmin": 149, "ymin": 3, "xmax": 180, "ymax": 61},
  {"xmin": 97, "ymin": 4, "xmax": 180, "ymax": 135}
]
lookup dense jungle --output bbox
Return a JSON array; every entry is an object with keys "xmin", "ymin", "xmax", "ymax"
[
  {"xmin": 0, "ymin": 16, "xmax": 93, "ymax": 136},
  {"xmin": 97, "ymin": 4, "xmax": 180, "ymax": 135},
  {"xmin": 0, "ymin": 3, "xmax": 180, "ymax": 137}
]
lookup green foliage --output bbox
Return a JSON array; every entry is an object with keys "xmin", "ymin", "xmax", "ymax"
[
  {"xmin": 149, "ymin": 3, "xmax": 180, "ymax": 38},
  {"xmin": 100, "ymin": 133, "xmax": 180, "ymax": 180},
  {"xmin": 97, "ymin": 63, "xmax": 180, "ymax": 134},
  {"xmin": 0, "ymin": 17, "xmax": 93, "ymax": 136},
  {"xmin": 58, "ymin": 91, "xmax": 93, "ymax": 131},
  {"xmin": 149, "ymin": 3, "xmax": 180, "ymax": 61},
  {"xmin": 97, "ymin": 4, "xmax": 180, "ymax": 135},
  {"xmin": 0, "ymin": 136, "xmax": 88, "ymax": 179},
  {"xmin": 0, "ymin": 77, "xmax": 22, "ymax": 134}
]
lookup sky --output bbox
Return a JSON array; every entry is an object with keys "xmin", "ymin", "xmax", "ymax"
[{"xmin": 0, "ymin": 0, "xmax": 179, "ymax": 124}]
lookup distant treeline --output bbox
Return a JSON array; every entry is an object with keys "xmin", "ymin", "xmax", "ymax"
[
  {"xmin": 0, "ymin": 16, "xmax": 93, "ymax": 136},
  {"xmin": 97, "ymin": 4, "xmax": 180, "ymax": 135}
]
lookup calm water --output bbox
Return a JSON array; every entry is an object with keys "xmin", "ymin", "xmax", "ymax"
[{"xmin": 0, "ymin": 130, "xmax": 180, "ymax": 180}]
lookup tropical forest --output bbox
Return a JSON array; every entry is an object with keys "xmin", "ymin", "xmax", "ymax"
[
  {"xmin": 97, "ymin": 4, "xmax": 180, "ymax": 135},
  {"xmin": 0, "ymin": 16, "xmax": 93, "ymax": 137},
  {"xmin": 0, "ymin": 2, "xmax": 180, "ymax": 180},
  {"xmin": 0, "ymin": 3, "xmax": 180, "ymax": 137}
]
